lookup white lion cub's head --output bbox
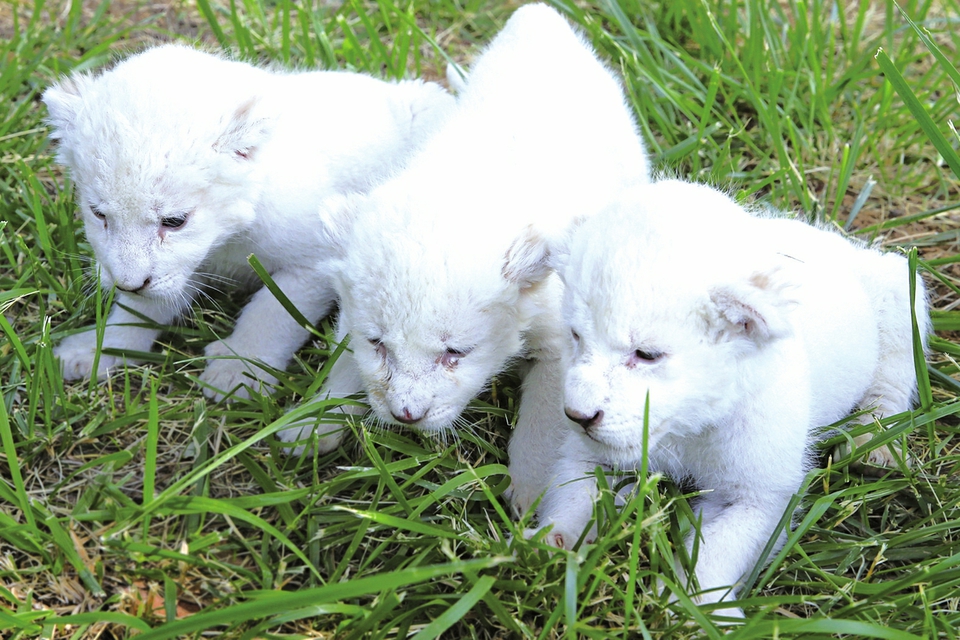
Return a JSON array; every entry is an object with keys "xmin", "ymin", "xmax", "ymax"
[
  {"xmin": 325, "ymin": 195, "xmax": 553, "ymax": 435},
  {"xmin": 556, "ymin": 181, "xmax": 797, "ymax": 465},
  {"xmin": 43, "ymin": 45, "xmax": 271, "ymax": 309}
]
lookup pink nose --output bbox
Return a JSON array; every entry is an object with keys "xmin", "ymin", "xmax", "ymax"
[
  {"xmin": 564, "ymin": 408, "xmax": 603, "ymax": 431},
  {"xmin": 392, "ymin": 407, "xmax": 426, "ymax": 425}
]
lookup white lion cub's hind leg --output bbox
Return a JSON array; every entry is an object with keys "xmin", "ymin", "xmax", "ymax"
[
  {"xmin": 840, "ymin": 388, "xmax": 914, "ymax": 470},
  {"xmin": 277, "ymin": 330, "xmax": 366, "ymax": 456},
  {"xmin": 200, "ymin": 268, "xmax": 336, "ymax": 401},
  {"xmin": 836, "ymin": 256, "xmax": 929, "ymax": 471}
]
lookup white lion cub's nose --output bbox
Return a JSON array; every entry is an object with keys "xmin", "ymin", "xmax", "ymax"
[
  {"xmin": 392, "ymin": 406, "xmax": 427, "ymax": 425},
  {"xmin": 564, "ymin": 407, "xmax": 603, "ymax": 431},
  {"xmin": 115, "ymin": 276, "xmax": 152, "ymax": 294}
]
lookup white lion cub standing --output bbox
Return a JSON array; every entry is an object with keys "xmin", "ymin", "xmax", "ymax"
[
  {"xmin": 277, "ymin": 2, "xmax": 650, "ymax": 497},
  {"xmin": 532, "ymin": 179, "xmax": 929, "ymax": 614},
  {"xmin": 44, "ymin": 44, "xmax": 453, "ymax": 399}
]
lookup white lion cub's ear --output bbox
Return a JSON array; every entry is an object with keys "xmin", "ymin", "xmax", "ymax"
[
  {"xmin": 708, "ymin": 268, "xmax": 795, "ymax": 346},
  {"xmin": 546, "ymin": 214, "xmax": 588, "ymax": 278},
  {"xmin": 42, "ymin": 77, "xmax": 86, "ymax": 140},
  {"xmin": 214, "ymin": 97, "xmax": 272, "ymax": 161},
  {"xmin": 503, "ymin": 225, "xmax": 553, "ymax": 290},
  {"xmin": 317, "ymin": 192, "xmax": 364, "ymax": 260}
]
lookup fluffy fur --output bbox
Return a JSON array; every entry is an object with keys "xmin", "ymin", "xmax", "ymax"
[
  {"xmin": 277, "ymin": 3, "xmax": 650, "ymax": 471},
  {"xmin": 45, "ymin": 44, "xmax": 454, "ymax": 399},
  {"xmin": 527, "ymin": 179, "xmax": 930, "ymax": 616}
]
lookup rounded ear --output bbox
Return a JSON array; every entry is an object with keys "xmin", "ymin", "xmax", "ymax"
[
  {"xmin": 214, "ymin": 97, "xmax": 272, "ymax": 161},
  {"xmin": 503, "ymin": 225, "xmax": 552, "ymax": 290},
  {"xmin": 318, "ymin": 192, "xmax": 364, "ymax": 260},
  {"xmin": 708, "ymin": 268, "xmax": 796, "ymax": 345},
  {"xmin": 547, "ymin": 214, "xmax": 587, "ymax": 277},
  {"xmin": 43, "ymin": 77, "xmax": 86, "ymax": 141},
  {"xmin": 503, "ymin": 217, "xmax": 589, "ymax": 288}
]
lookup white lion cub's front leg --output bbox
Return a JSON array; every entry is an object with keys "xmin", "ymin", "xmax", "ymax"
[
  {"xmin": 527, "ymin": 429, "xmax": 601, "ymax": 549},
  {"xmin": 277, "ymin": 331, "xmax": 366, "ymax": 456},
  {"xmin": 508, "ymin": 355, "xmax": 571, "ymax": 517},
  {"xmin": 56, "ymin": 292, "xmax": 175, "ymax": 381},
  {"xmin": 681, "ymin": 490, "xmax": 794, "ymax": 618},
  {"xmin": 200, "ymin": 267, "xmax": 336, "ymax": 400}
]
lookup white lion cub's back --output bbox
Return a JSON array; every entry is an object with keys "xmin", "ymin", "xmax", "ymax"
[{"xmin": 393, "ymin": 2, "xmax": 649, "ymax": 242}]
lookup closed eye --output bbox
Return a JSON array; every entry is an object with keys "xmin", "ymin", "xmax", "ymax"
[
  {"xmin": 628, "ymin": 348, "xmax": 665, "ymax": 367},
  {"xmin": 161, "ymin": 213, "xmax": 189, "ymax": 229},
  {"xmin": 91, "ymin": 205, "xmax": 106, "ymax": 220},
  {"xmin": 369, "ymin": 337, "xmax": 387, "ymax": 360}
]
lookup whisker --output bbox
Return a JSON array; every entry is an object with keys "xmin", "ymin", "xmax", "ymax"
[
  {"xmin": 194, "ymin": 271, "xmax": 239, "ymax": 287},
  {"xmin": 190, "ymin": 288, "xmax": 227, "ymax": 315}
]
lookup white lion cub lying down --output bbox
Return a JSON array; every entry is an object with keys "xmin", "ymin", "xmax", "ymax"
[
  {"xmin": 532, "ymin": 179, "xmax": 929, "ymax": 613},
  {"xmin": 277, "ymin": 2, "xmax": 650, "ymax": 488},
  {"xmin": 44, "ymin": 44, "xmax": 453, "ymax": 400}
]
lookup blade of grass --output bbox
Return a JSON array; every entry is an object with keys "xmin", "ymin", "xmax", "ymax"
[
  {"xmin": 875, "ymin": 48, "xmax": 960, "ymax": 180},
  {"xmin": 130, "ymin": 557, "xmax": 510, "ymax": 640},
  {"xmin": 909, "ymin": 248, "xmax": 933, "ymax": 410},
  {"xmin": 409, "ymin": 575, "xmax": 497, "ymax": 640},
  {"xmin": 247, "ymin": 253, "xmax": 323, "ymax": 338}
]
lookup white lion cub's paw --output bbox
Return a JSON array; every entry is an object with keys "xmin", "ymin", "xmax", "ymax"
[
  {"xmin": 200, "ymin": 340, "xmax": 278, "ymax": 401},
  {"xmin": 522, "ymin": 526, "xmax": 569, "ymax": 550},
  {"xmin": 834, "ymin": 432, "xmax": 909, "ymax": 474},
  {"xmin": 276, "ymin": 420, "xmax": 346, "ymax": 457},
  {"xmin": 56, "ymin": 330, "xmax": 136, "ymax": 381},
  {"xmin": 523, "ymin": 520, "xmax": 595, "ymax": 551},
  {"xmin": 506, "ymin": 478, "xmax": 544, "ymax": 520}
]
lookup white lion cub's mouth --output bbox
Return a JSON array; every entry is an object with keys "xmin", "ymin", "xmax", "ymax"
[{"xmin": 375, "ymin": 402, "xmax": 461, "ymax": 433}]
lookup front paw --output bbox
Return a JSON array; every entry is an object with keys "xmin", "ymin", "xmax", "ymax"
[
  {"xmin": 56, "ymin": 331, "xmax": 139, "ymax": 381},
  {"xmin": 524, "ymin": 520, "xmax": 595, "ymax": 551},
  {"xmin": 200, "ymin": 340, "xmax": 278, "ymax": 401},
  {"xmin": 507, "ymin": 480, "xmax": 544, "ymax": 520},
  {"xmin": 507, "ymin": 463, "xmax": 552, "ymax": 518},
  {"xmin": 276, "ymin": 419, "xmax": 346, "ymax": 457}
]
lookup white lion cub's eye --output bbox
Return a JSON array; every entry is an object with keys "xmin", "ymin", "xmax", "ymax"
[
  {"xmin": 369, "ymin": 337, "xmax": 387, "ymax": 359},
  {"xmin": 161, "ymin": 213, "xmax": 189, "ymax": 229},
  {"xmin": 439, "ymin": 346, "xmax": 470, "ymax": 369},
  {"xmin": 91, "ymin": 205, "xmax": 106, "ymax": 220},
  {"xmin": 628, "ymin": 348, "xmax": 664, "ymax": 367}
]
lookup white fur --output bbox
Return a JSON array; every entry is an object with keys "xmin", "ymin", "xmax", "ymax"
[
  {"xmin": 530, "ymin": 179, "xmax": 930, "ymax": 615},
  {"xmin": 277, "ymin": 4, "xmax": 650, "ymax": 457},
  {"xmin": 45, "ymin": 44, "xmax": 454, "ymax": 399}
]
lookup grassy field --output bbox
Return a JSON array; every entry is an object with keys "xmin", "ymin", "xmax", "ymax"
[{"xmin": 2, "ymin": 0, "xmax": 960, "ymax": 638}]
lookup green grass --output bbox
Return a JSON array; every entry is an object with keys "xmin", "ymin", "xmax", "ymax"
[{"xmin": 2, "ymin": 0, "xmax": 960, "ymax": 637}]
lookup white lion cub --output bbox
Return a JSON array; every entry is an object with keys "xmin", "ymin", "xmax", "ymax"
[
  {"xmin": 277, "ymin": 2, "xmax": 650, "ymax": 490},
  {"xmin": 44, "ymin": 44, "xmax": 453, "ymax": 399},
  {"xmin": 532, "ymin": 179, "xmax": 929, "ymax": 614}
]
